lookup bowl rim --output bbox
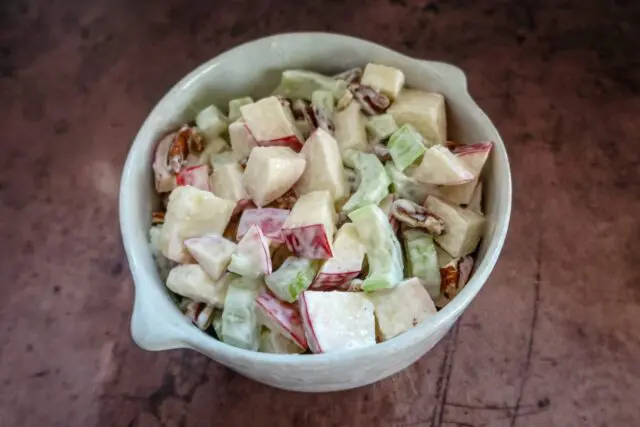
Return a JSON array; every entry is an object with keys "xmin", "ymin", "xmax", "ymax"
[{"xmin": 120, "ymin": 32, "xmax": 512, "ymax": 364}]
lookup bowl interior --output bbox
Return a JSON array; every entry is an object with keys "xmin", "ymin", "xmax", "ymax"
[{"xmin": 121, "ymin": 33, "xmax": 511, "ymax": 362}]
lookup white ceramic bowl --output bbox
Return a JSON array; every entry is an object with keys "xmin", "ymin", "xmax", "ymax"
[{"xmin": 120, "ymin": 33, "xmax": 512, "ymax": 392}]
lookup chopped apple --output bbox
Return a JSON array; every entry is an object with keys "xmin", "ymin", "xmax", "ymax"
[
  {"xmin": 153, "ymin": 132, "xmax": 178, "ymax": 193},
  {"xmin": 243, "ymin": 146, "xmax": 306, "ymax": 207},
  {"xmin": 148, "ymin": 226, "xmax": 175, "ymax": 281},
  {"xmin": 209, "ymin": 161, "xmax": 248, "ymax": 202},
  {"xmin": 272, "ymin": 69, "xmax": 341, "ymax": 101},
  {"xmin": 295, "ymin": 128, "xmax": 348, "ymax": 201},
  {"xmin": 197, "ymin": 137, "xmax": 230, "ymax": 166},
  {"xmin": 160, "ymin": 186, "xmax": 236, "ymax": 263},
  {"xmin": 176, "ymin": 164, "xmax": 210, "ymax": 191},
  {"xmin": 195, "ymin": 104, "xmax": 228, "ymax": 141},
  {"xmin": 439, "ymin": 142, "xmax": 493, "ymax": 204},
  {"xmin": 366, "ymin": 113, "xmax": 398, "ymax": 142},
  {"xmin": 342, "ymin": 152, "xmax": 390, "ymax": 213},
  {"xmin": 236, "ymin": 208, "xmax": 289, "ymax": 243},
  {"xmin": 265, "ymin": 257, "xmax": 318, "ymax": 303},
  {"xmin": 467, "ymin": 181, "xmax": 483, "ymax": 214},
  {"xmin": 360, "ymin": 63, "xmax": 405, "ymax": 100},
  {"xmin": 166, "ymin": 264, "xmax": 230, "ymax": 307},
  {"xmin": 228, "ymin": 119, "xmax": 258, "ymax": 160},
  {"xmin": 410, "ymin": 145, "xmax": 474, "ymax": 185},
  {"xmin": 387, "ymin": 89, "xmax": 447, "ymax": 145},
  {"xmin": 255, "ymin": 291, "xmax": 307, "ymax": 348},
  {"xmin": 259, "ymin": 328, "xmax": 305, "ymax": 354},
  {"xmin": 385, "ymin": 162, "xmax": 441, "ymax": 205},
  {"xmin": 240, "ymin": 96, "xmax": 303, "ymax": 151},
  {"xmin": 228, "ymin": 97, "xmax": 254, "ymax": 122},
  {"xmin": 348, "ymin": 204, "xmax": 403, "ymax": 291},
  {"xmin": 221, "ymin": 277, "xmax": 262, "ymax": 350},
  {"xmin": 227, "ymin": 225, "xmax": 272, "ymax": 278},
  {"xmin": 180, "ymin": 299, "xmax": 216, "ymax": 330},
  {"xmin": 402, "ymin": 229, "xmax": 441, "ymax": 299},
  {"xmin": 184, "ymin": 234, "xmax": 236, "ymax": 280},
  {"xmin": 425, "ymin": 196, "xmax": 485, "ymax": 258},
  {"xmin": 367, "ymin": 277, "xmax": 437, "ymax": 341},
  {"xmin": 281, "ymin": 190, "xmax": 337, "ymax": 259},
  {"xmin": 299, "ymin": 291, "xmax": 376, "ymax": 353},
  {"xmin": 311, "ymin": 223, "xmax": 366, "ymax": 291},
  {"xmin": 334, "ymin": 101, "xmax": 368, "ymax": 159}
]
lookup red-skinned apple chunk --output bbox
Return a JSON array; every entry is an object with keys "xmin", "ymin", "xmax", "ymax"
[
  {"xmin": 228, "ymin": 119, "xmax": 258, "ymax": 160},
  {"xmin": 299, "ymin": 291, "xmax": 376, "ymax": 353},
  {"xmin": 240, "ymin": 96, "xmax": 303, "ymax": 151},
  {"xmin": 281, "ymin": 190, "xmax": 337, "ymax": 259},
  {"xmin": 153, "ymin": 132, "xmax": 178, "ymax": 193},
  {"xmin": 184, "ymin": 234, "xmax": 236, "ymax": 280},
  {"xmin": 295, "ymin": 128, "xmax": 349, "ymax": 202},
  {"xmin": 242, "ymin": 146, "xmax": 306, "ymax": 207},
  {"xmin": 209, "ymin": 161, "xmax": 248, "ymax": 202},
  {"xmin": 255, "ymin": 291, "xmax": 307, "ymax": 350},
  {"xmin": 176, "ymin": 164, "xmax": 210, "ymax": 191},
  {"xmin": 237, "ymin": 208, "xmax": 290, "ymax": 242},
  {"xmin": 439, "ymin": 142, "xmax": 493, "ymax": 204},
  {"xmin": 227, "ymin": 224, "xmax": 272, "ymax": 278},
  {"xmin": 311, "ymin": 223, "xmax": 366, "ymax": 290},
  {"xmin": 160, "ymin": 186, "xmax": 236, "ymax": 263},
  {"xmin": 410, "ymin": 145, "xmax": 474, "ymax": 185}
]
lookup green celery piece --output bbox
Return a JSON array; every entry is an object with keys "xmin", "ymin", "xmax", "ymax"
[
  {"xmin": 402, "ymin": 229, "xmax": 441, "ymax": 299},
  {"xmin": 387, "ymin": 124, "xmax": 427, "ymax": 171},
  {"xmin": 366, "ymin": 114, "xmax": 398, "ymax": 142},
  {"xmin": 265, "ymin": 257, "xmax": 318, "ymax": 303},
  {"xmin": 228, "ymin": 97, "xmax": 254, "ymax": 122},
  {"xmin": 196, "ymin": 105, "xmax": 228, "ymax": 140},
  {"xmin": 348, "ymin": 204, "xmax": 404, "ymax": 292},
  {"xmin": 311, "ymin": 90, "xmax": 335, "ymax": 112},
  {"xmin": 342, "ymin": 152, "xmax": 391, "ymax": 213},
  {"xmin": 272, "ymin": 70, "xmax": 341, "ymax": 101},
  {"xmin": 385, "ymin": 162, "xmax": 437, "ymax": 204},
  {"xmin": 220, "ymin": 277, "xmax": 261, "ymax": 350}
]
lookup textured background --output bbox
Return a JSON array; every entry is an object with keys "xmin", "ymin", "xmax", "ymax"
[{"xmin": 1, "ymin": 0, "xmax": 639, "ymax": 426}]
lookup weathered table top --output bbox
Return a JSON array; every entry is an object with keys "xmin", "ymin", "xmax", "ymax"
[{"xmin": 1, "ymin": 0, "xmax": 639, "ymax": 426}]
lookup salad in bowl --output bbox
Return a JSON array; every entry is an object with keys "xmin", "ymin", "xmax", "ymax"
[{"xmin": 148, "ymin": 63, "xmax": 492, "ymax": 355}]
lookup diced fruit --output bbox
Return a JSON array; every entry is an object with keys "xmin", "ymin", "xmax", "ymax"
[
  {"xmin": 311, "ymin": 223, "xmax": 366, "ymax": 291},
  {"xmin": 360, "ymin": 63, "xmax": 405, "ymax": 100},
  {"xmin": 259, "ymin": 329, "xmax": 305, "ymax": 354},
  {"xmin": 228, "ymin": 120, "xmax": 258, "ymax": 160},
  {"xmin": 385, "ymin": 162, "xmax": 441, "ymax": 205},
  {"xmin": 272, "ymin": 70, "xmax": 341, "ymax": 101},
  {"xmin": 367, "ymin": 277, "xmax": 437, "ymax": 341},
  {"xmin": 295, "ymin": 128, "xmax": 348, "ymax": 201},
  {"xmin": 390, "ymin": 199, "xmax": 446, "ymax": 236},
  {"xmin": 379, "ymin": 194, "xmax": 399, "ymax": 233},
  {"xmin": 160, "ymin": 186, "xmax": 236, "ymax": 263},
  {"xmin": 388, "ymin": 89, "xmax": 447, "ymax": 145},
  {"xmin": 439, "ymin": 142, "xmax": 493, "ymax": 204},
  {"xmin": 311, "ymin": 90, "xmax": 335, "ymax": 133},
  {"xmin": 228, "ymin": 97, "xmax": 254, "ymax": 122},
  {"xmin": 281, "ymin": 191, "xmax": 337, "ymax": 259},
  {"xmin": 387, "ymin": 124, "xmax": 427, "ymax": 171},
  {"xmin": 468, "ymin": 181, "xmax": 483, "ymax": 214},
  {"xmin": 299, "ymin": 291, "xmax": 376, "ymax": 353},
  {"xmin": 237, "ymin": 208, "xmax": 289, "ymax": 243},
  {"xmin": 425, "ymin": 196, "xmax": 485, "ymax": 257},
  {"xmin": 265, "ymin": 257, "xmax": 317, "ymax": 303},
  {"xmin": 366, "ymin": 113, "xmax": 398, "ymax": 142},
  {"xmin": 256, "ymin": 291, "xmax": 307, "ymax": 348},
  {"xmin": 227, "ymin": 225, "xmax": 272, "ymax": 278},
  {"xmin": 209, "ymin": 161, "xmax": 248, "ymax": 202},
  {"xmin": 181, "ymin": 300, "xmax": 215, "ymax": 330},
  {"xmin": 153, "ymin": 132, "xmax": 178, "ymax": 193},
  {"xmin": 348, "ymin": 204, "xmax": 403, "ymax": 291},
  {"xmin": 240, "ymin": 96, "xmax": 303, "ymax": 150},
  {"xmin": 176, "ymin": 164, "xmax": 210, "ymax": 191},
  {"xmin": 166, "ymin": 264, "xmax": 229, "ymax": 307},
  {"xmin": 243, "ymin": 146, "xmax": 306, "ymax": 207},
  {"xmin": 221, "ymin": 277, "xmax": 261, "ymax": 350},
  {"xmin": 342, "ymin": 153, "xmax": 390, "ymax": 213},
  {"xmin": 334, "ymin": 101, "xmax": 368, "ymax": 159},
  {"xmin": 195, "ymin": 105, "xmax": 228, "ymax": 140},
  {"xmin": 184, "ymin": 234, "xmax": 236, "ymax": 280},
  {"xmin": 410, "ymin": 145, "xmax": 474, "ymax": 185},
  {"xmin": 435, "ymin": 255, "xmax": 473, "ymax": 308},
  {"xmin": 402, "ymin": 229, "xmax": 441, "ymax": 299}
]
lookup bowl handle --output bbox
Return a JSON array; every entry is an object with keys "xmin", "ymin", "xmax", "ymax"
[
  {"xmin": 130, "ymin": 287, "xmax": 189, "ymax": 351},
  {"xmin": 421, "ymin": 61, "xmax": 468, "ymax": 92}
]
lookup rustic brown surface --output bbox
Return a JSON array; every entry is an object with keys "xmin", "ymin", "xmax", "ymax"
[{"xmin": 1, "ymin": 0, "xmax": 639, "ymax": 426}]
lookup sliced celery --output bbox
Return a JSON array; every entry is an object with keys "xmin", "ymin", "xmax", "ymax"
[
  {"xmin": 265, "ymin": 257, "xmax": 318, "ymax": 303},
  {"xmin": 341, "ymin": 153, "xmax": 390, "ymax": 213},
  {"xmin": 402, "ymin": 229, "xmax": 441, "ymax": 299},
  {"xmin": 387, "ymin": 124, "xmax": 427, "ymax": 171}
]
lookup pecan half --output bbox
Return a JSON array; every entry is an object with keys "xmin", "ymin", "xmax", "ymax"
[
  {"xmin": 291, "ymin": 99, "xmax": 317, "ymax": 132},
  {"xmin": 349, "ymin": 83, "xmax": 390, "ymax": 116},
  {"xmin": 268, "ymin": 189, "xmax": 297, "ymax": 210},
  {"xmin": 391, "ymin": 199, "xmax": 446, "ymax": 235},
  {"xmin": 151, "ymin": 211, "xmax": 165, "ymax": 225},
  {"xmin": 167, "ymin": 126, "xmax": 206, "ymax": 172},
  {"xmin": 334, "ymin": 67, "xmax": 363, "ymax": 85},
  {"xmin": 440, "ymin": 261, "xmax": 459, "ymax": 300}
]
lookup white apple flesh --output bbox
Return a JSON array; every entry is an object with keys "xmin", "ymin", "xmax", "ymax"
[
  {"xmin": 176, "ymin": 164, "xmax": 210, "ymax": 191},
  {"xmin": 255, "ymin": 291, "xmax": 307, "ymax": 349},
  {"xmin": 166, "ymin": 264, "xmax": 230, "ymax": 307},
  {"xmin": 227, "ymin": 224, "xmax": 272, "ymax": 278},
  {"xmin": 240, "ymin": 96, "xmax": 303, "ymax": 151},
  {"xmin": 311, "ymin": 223, "xmax": 366, "ymax": 291},
  {"xmin": 184, "ymin": 234, "xmax": 236, "ymax": 280},
  {"xmin": 236, "ymin": 208, "xmax": 290, "ymax": 243}
]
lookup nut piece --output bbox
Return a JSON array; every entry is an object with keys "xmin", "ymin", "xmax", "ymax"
[
  {"xmin": 334, "ymin": 67, "xmax": 363, "ymax": 84},
  {"xmin": 391, "ymin": 199, "xmax": 446, "ymax": 235},
  {"xmin": 349, "ymin": 83, "xmax": 391, "ymax": 116},
  {"xmin": 167, "ymin": 126, "xmax": 204, "ymax": 173},
  {"xmin": 151, "ymin": 211, "xmax": 165, "ymax": 225}
]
